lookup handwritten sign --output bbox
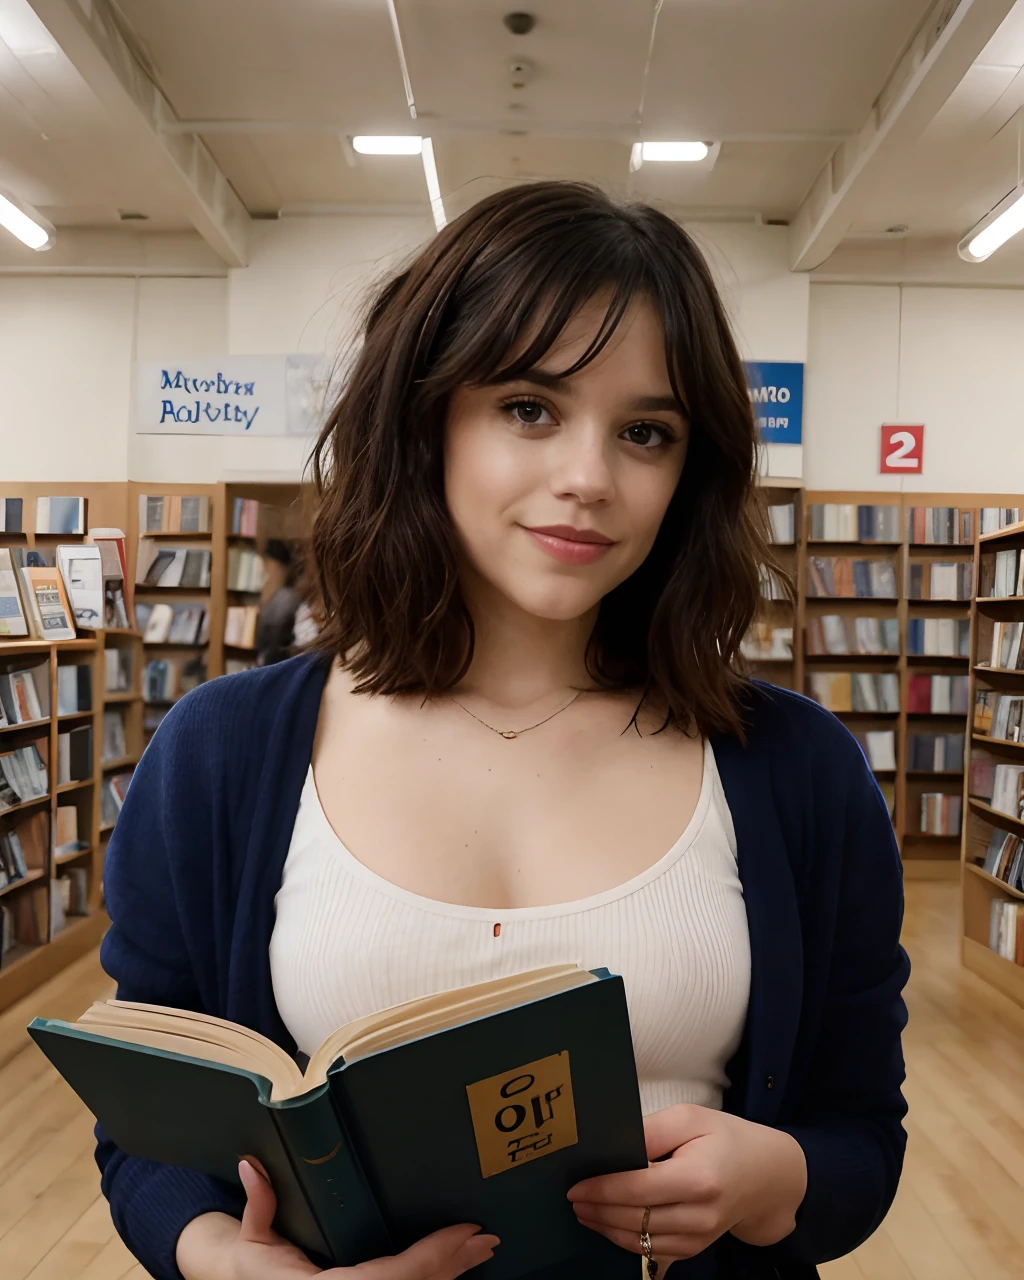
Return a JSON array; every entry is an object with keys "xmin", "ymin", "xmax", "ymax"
[{"xmin": 135, "ymin": 355, "xmax": 324, "ymax": 436}]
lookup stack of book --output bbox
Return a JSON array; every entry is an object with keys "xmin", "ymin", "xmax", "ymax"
[
  {"xmin": 0, "ymin": 742, "xmax": 48, "ymax": 810},
  {"xmin": 56, "ymin": 726, "xmax": 92, "ymax": 785},
  {"xmin": 224, "ymin": 606, "xmax": 259, "ymax": 650},
  {"xmin": 907, "ymin": 732, "xmax": 964, "ymax": 772},
  {"xmin": 908, "ymin": 674, "xmax": 969, "ymax": 714},
  {"xmin": 906, "ymin": 617, "xmax": 970, "ymax": 657},
  {"xmin": 974, "ymin": 691, "xmax": 1024, "ymax": 741},
  {"xmin": 231, "ymin": 497, "xmax": 260, "ymax": 537},
  {"xmin": 739, "ymin": 623, "xmax": 792, "ymax": 661},
  {"xmin": 989, "ymin": 901, "xmax": 1024, "ymax": 966},
  {"xmin": 143, "ymin": 657, "xmax": 207, "ymax": 705},
  {"xmin": 808, "ymin": 504, "xmax": 900, "ymax": 542},
  {"xmin": 981, "ymin": 549, "xmax": 1024, "ymax": 598},
  {"xmin": 227, "ymin": 547, "xmax": 266, "ymax": 593},
  {"xmin": 920, "ymin": 793, "xmax": 962, "ymax": 835},
  {"xmin": 139, "ymin": 494, "xmax": 212, "ymax": 534},
  {"xmin": 807, "ymin": 671, "xmax": 900, "ymax": 713},
  {"xmin": 805, "ymin": 615, "xmax": 900, "ymax": 655},
  {"xmin": 984, "ymin": 621, "xmax": 1024, "ymax": 670},
  {"xmin": 852, "ymin": 729, "xmax": 896, "ymax": 771},
  {"xmin": 982, "ymin": 829, "xmax": 1024, "ymax": 891},
  {"xmin": 136, "ymin": 603, "xmax": 209, "ymax": 646},
  {"xmin": 101, "ymin": 710, "xmax": 127, "ymax": 763},
  {"xmin": 101, "ymin": 771, "xmax": 133, "ymax": 828},
  {"xmin": 767, "ymin": 504, "xmax": 795, "ymax": 544},
  {"xmin": 907, "ymin": 507, "xmax": 974, "ymax": 544},
  {"xmin": 136, "ymin": 542, "xmax": 212, "ymax": 589},
  {"xmin": 56, "ymin": 663, "xmax": 92, "ymax": 715},
  {"xmin": 104, "ymin": 648, "xmax": 133, "ymax": 694},
  {"xmin": 0, "ymin": 665, "xmax": 48, "ymax": 728},
  {"xmin": 981, "ymin": 507, "xmax": 1023, "ymax": 534},
  {"xmin": 907, "ymin": 562, "xmax": 972, "ymax": 600},
  {"xmin": 807, "ymin": 557, "xmax": 898, "ymax": 598}
]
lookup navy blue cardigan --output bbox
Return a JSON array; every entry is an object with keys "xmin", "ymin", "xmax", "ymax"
[{"xmin": 96, "ymin": 654, "xmax": 908, "ymax": 1280}]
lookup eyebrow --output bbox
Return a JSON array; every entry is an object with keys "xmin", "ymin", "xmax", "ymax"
[{"xmin": 498, "ymin": 370, "xmax": 686, "ymax": 416}]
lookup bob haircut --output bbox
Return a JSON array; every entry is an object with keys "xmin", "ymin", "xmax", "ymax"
[{"xmin": 310, "ymin": 180, "xmax": 775, "ymax": 738}]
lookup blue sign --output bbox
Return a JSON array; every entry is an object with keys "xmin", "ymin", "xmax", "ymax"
[{"xmin": 743, "ymin": 361, "xmax": 803, "ymax": 445}]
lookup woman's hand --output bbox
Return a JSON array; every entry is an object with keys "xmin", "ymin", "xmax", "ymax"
[
  {"xmin": 567, "ymin": 1105, "xmax": 807, "ymax": 1265},
  {"xmin": 176, "ymin": 1159, "xmax": 499, "ymax": 1280}
]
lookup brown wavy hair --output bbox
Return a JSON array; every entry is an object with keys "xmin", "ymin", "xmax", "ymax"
[{"xmin": 310, "ymin": 181, "xmax": 774, "ymax": 737}]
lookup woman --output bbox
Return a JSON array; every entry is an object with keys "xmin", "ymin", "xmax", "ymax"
[{"xmin": 98, "ymin": 182, "xmax": 908, "ymax": 1280}]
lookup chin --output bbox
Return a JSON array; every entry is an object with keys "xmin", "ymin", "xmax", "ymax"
[{"xmin": 505, "ymin": 580, "xmax": 607, "ymax": 622}]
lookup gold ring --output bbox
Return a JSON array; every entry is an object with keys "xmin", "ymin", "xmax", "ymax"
[{"xmin": 640, "ymin": 1207, "xmax": 658, "ymax": 1277}]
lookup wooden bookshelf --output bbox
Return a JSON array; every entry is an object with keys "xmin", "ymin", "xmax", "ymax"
[
  {"xmin": 1, "ymin": 483, "xmax": 142, "ymax": 1009},
  {"xmin": 961, "ymin": 507, "xmax": 1024, "ymax": 1008}
]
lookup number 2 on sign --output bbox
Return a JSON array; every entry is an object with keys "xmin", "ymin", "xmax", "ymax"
[{"xmin": 880, "ymin": 424, "xmax": 923, "ymax": 474}]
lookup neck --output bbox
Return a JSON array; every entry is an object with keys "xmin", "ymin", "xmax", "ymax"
[{"xmin": 455, "ymin": 574, "xmax": 597, "ymax": 711}]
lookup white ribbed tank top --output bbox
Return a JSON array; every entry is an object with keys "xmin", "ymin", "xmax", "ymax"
[{"xmin": 270, "ymin": 739, "xmax": 750, "ymax": 1115}]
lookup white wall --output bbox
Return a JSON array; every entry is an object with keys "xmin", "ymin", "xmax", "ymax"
[{"xmin": 805, "ymin": 282, "xmax": 1024, "ymax": 492}]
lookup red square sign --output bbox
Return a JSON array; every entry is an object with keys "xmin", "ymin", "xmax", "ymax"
[{"xmin": 880, "ymin": 424, "xmax": 924, "ymax": 474}]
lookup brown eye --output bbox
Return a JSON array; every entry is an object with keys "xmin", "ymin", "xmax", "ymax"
[
  {"xmin": 622, "ymin": 423, "xmax": 668, "ymax": 447},
  {"xmin": 504, "ymin": 399, "xmax": 553, "ymax": 426}
]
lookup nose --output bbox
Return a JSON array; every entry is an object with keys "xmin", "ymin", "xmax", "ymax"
[{"xmin": 549, "ymin": 423, "xmax": 615, "ymax": 505}]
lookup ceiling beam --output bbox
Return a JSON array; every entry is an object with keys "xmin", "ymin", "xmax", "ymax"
[
  {"xmin": 789, "ymin": 0, "xmax": 1018, "ymax": 272},
  {"xmin": 25, "ymin": 0, "xmax": 250, "ymax": 266}
]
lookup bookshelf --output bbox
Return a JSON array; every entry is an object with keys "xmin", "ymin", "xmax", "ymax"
[
  {"xmin": 960, "ymin": 510, "xmax": 1024, "ymax": 1008},
  {"xmin": 744, "ymin": 482, "xmax": 804, "ymax": 693}
]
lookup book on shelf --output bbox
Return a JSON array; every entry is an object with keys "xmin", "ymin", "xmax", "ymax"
[
  {"xmin": 740, "ymin": 622, "xmax": 792, "ymax": 662},
  {"xmin": 56, "ymin": 545, "xmax": 103, "ymax": 631},
  {"xmin": 0, "ymin": 498, "xmax": 24, "ymax": 533},
  {"xmin": 906, "ymin": 617, "xmax": 970, "ymax": 657},
  {"xmin": 224, "ymin": 605, "xmax": 259, "ymax": 650},
  {"xmin": 767, "ymin": 503, "xmax": 794, "ymax": 544},
  {"xmin": 989, "ymin": 901, "xmax": 1024, "ymax": 966},
  {"xmin": 805, "ymin": 614, "xmax": 899, "ymax": 656},
  {"xmin": 101, "ymin": 710, "xmax": 127, "ymax": 763},
  {"xmin": 31, "ymin": 964, "xmax": 646, "ymax": 1278},
  {"xmin": 981, "ymin": 507, "xmax": 1023, "ymax": 535},
  {"xmin": 982, "ymin": 620, "xmax": 1024, "ymax": 670},
  {"xmin": 136, "ymin": 541, "xmax": 212, "ymax": 589},
  {"xmin": 0, "ymin": 741, "xmax": 48, "ymax": 810},
  {"xmin": 56, "ymin": 663, "xmax": 92, "ymax": 716},
  {"xmin": 808, "ymin": 504, "xmax": 900, "ymax": 542},
  {"xmin": 982, "ymin": 549, "xmax": 1024, "ymax": 599},
  {"xmin": 231, "ymin": 497, "xmax": 260, "ymax": 537},
  {"xmin": 55, "ymin": 805, "xmax": 88, "ymax": 856},
  {"xmin": 100, "ymin": 770, "xmax": 133, "ymax": 827},
  {"xmin": 88, "ymin": 529, "xmax": 133, "ymax": 629},
  {"xmin": 907, "ymin": 507, "xmax": 974, "ymax": 545},
  {"xmin": 907, "ymin": 732, "xmax": 964, "ymax": 772},
  {"xmin": 908, "ymin": 674, "xmax": 969, "ymax": 715},
  {"xmin": 853, "ymin": 729, "xmax": 896, "ymax": 771},
  {"xmin": 104, "ymin": 648, "xmax": 133, "ymax": 694},
  {"xmin": 807, "ymin": 557, "xmax": 897, "ymax": 598},
  {"xmin": 990, "ymin": 765, "xmax": 1024, "ymax": 820},
  {"xmin": 758, "ymin": 565, "xmax": 789, "ymax": 601},
  {"xmin": 139, "ymin": 494, "xmax": 212, "ymax": 535},
  {"xmin": 807, "ymin": 671, "xmax": 899, "ymax": 713},
  {"xmin": 0, "ymin": 664, "xmax": 49, "ymax": 726},
  {"xmin": 143, "ymin": 657, "xmax": 206, "ymax": 705},
  {"xmin": 0, "ymin": 813, "xmax": 46, "ymax": 885},
  {"xmin": 920, "ymin": 793, "xmax": 961, "ymax": 835},
  {"xmin": 16, "ymin": 564, "xmax": 77, "ymax": 641},
  {"xmin": 0, "ymin": 548, "xmax": 29, "ymax": 638},
  {"xmin": 0, "ymin": 904, "xmax": 13, "ymax": 964},
  {"xmin": 907, "ymin": 561, "xmax": 972, "ymax": 601},
  {"xmin": 974, "ymin": 691, "xmax": 1024, "ymax": 742},
  {"xmin": 57, "ymin": 725, "xmax": 92, "ymax": 786},
  {"xmin": 54, "ymin": 867, "xmax": 88, "ymax": 916},
  {"xmin": 227, "ymin": 547, "xmax": 266, "ymax": 593},
  {"xmin": 35, "ymin": 496, "xmax": 86, "ymax": 536},
  {"xmin": 982, "ymin": 829, "xmax": 1024, "ymax": 891}
]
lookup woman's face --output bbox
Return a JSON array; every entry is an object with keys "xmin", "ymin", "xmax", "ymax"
[{"xmin": 444, "ymin": 296, "xmax": 690, "ymax": 623}]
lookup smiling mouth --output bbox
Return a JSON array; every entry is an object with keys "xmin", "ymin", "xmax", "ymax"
[{"xmin": 521, "ymin": 524, "xmax": 617, "ymax": 565}]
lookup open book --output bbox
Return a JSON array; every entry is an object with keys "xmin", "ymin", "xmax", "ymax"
[{"xmin": 32, "ymin": 964, "xmax": 645, "ymax": 1279}]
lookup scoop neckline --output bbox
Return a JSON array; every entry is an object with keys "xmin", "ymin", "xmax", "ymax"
[{"xmin": 302, "ymin": 739, "xmax": 714, "ymax": 921}]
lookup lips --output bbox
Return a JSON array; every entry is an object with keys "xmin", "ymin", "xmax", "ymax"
[{"xmin": 521, "ymin": 523, "xmax": 617, "ymax": 566}]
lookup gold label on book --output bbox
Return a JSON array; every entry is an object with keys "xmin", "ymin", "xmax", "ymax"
[{"xmin": 466, "ymin": 1051, "xmax": 578, "ymax": 1179}]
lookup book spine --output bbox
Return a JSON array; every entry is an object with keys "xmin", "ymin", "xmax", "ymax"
[{"xmin": 272, "ymin": 1086, "xmax": 392, "ymax": 1268}]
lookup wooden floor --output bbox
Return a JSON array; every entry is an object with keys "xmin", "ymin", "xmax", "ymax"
[{"xmin": 0, "ymin": 882, "xmax": 1022, "ymax": 1279}]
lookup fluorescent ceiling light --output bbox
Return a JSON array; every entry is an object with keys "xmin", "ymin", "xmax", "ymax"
[
  {"xmin": 958, "ymin": 184, "xmax": 1024, "ymax": 262},
  {"xmin": 352, "ymin": 135, "xmax": 422, "ymax": 155},
  {"xmin": 640, "ymin": 141, "xmax": 710, "ymax": 162},
  {"xmin": 0, "ymin": 189, "xmax": 54, "ymax": 250},
  {"xmin": 421, "ymin": 137, "xmax": 446, "ymax": 233}
]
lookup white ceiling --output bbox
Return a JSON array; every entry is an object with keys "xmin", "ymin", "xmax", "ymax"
[{"xmin": 5, "ymin": 0, "xmax": 1024, "ymax": 271}]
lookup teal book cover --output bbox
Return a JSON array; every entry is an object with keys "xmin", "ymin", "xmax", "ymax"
[{"xmin": 30, "ymin": 969, "xmax": 646, "ymax": 1279}]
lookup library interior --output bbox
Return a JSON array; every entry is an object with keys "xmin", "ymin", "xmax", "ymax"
[{"xmin": 3, "ymin": 3, "xmax": 1024, "ymax": 1279}]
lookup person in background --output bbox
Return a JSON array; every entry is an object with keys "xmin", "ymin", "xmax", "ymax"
[{"xmin": 255, "ymin": 539, "xmax": 301, "ymax": 666}]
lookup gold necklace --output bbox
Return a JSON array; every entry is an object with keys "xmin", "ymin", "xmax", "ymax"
[{"xmin": 449, "ymin": 690, "xmax": 583, "ymax": 739}]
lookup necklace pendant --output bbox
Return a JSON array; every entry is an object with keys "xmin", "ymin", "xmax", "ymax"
[{"xmin": 500, "ymin": 730, "xmax": 517, "ymax": 739}]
